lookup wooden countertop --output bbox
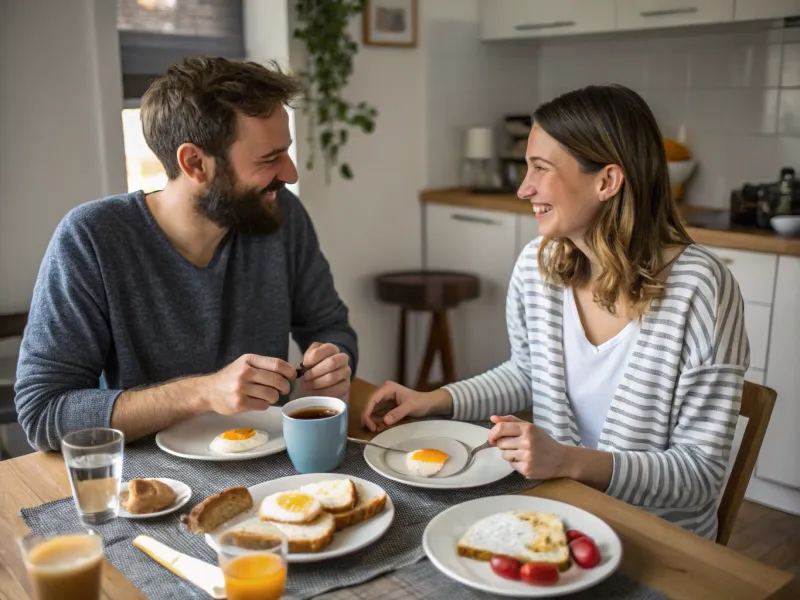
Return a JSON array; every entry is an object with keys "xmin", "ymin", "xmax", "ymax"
[
  {"xmin": 421, "ymin": 188, "xmax": 800, "ymax": 257},
  {"xmin": 0, "ymin": 378, "xmax": 795, "ymax": 599}
]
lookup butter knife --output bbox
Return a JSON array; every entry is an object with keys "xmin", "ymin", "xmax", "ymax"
[{"xmin": 133, "ymin": 535, "xmax": 226, "ymax": 599}]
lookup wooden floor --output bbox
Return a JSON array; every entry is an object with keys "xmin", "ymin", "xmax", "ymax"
[{"xmin": 728, "ymin": 500, "xmax": 800, "ymax": 595}]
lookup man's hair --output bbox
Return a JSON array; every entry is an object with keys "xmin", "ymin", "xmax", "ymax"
[{"xmin": 140, "ymin": 56, "xmax": 303, "ymax": 179}]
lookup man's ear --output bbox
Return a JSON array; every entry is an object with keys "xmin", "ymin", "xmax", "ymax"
[{"xmin": 176, "ymin": 143, "xmax": 211, "ymax": 185}]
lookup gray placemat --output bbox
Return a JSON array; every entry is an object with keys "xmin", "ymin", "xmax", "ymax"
[{"xmin": 21, "ymin": 426, "xmax": 534, "ymax": 599}]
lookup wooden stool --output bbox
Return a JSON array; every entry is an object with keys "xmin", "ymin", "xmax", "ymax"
[{"xmin": 375, "ymin": 271, "xmax": 480, "ymax": 391}]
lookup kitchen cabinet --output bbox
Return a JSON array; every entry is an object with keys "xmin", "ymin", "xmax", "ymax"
[
  {"xmin": 734, "ymin": 0, "xmax": 800, "ymax": 21},
  {"xmin": 479, "ymin": 0, "xmax": 616, "ymax": 41},
  {"xmin": 616, "ymin": 1, "xmax": 734, "ymax": 31},
  {"xmin": 425, "ymin": 205, "xmax": 519, "ymax": 379},
  {"xmin": 517, "ymin": 214, "xmax": 540, "ymax": 255},
  {"xmin": 759, "ymin": 256, "xmax": 800, "ymax": 490}
]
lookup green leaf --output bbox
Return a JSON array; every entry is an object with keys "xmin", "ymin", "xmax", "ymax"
[
  {"xmin": 339, "ymin": 129, "xmax": 348, "ymax": 144},
  {"xmin": 340, "ymin": 163, "xmax": 353, "ymax": 179},
  {"xmin": 321, "ymin": 130, "xmax": 333, "ymax": 149}
]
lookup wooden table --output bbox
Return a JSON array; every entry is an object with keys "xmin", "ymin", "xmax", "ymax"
[{"xmin": 0, "ymin": 378, "xmax": 795, "ymax": 600}]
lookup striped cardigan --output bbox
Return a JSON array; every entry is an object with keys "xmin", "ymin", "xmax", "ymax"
[{"xmin": 443, "ymin": 239, "xmax": 749, "ymax": 539}]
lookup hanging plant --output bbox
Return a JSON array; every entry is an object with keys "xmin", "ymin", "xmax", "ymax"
[{"xmin": 294, "ymin": 0, "xmax": 379, "ymax": 181}]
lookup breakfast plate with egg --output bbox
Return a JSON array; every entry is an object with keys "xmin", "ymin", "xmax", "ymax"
[
  {"xmin": 423, "ymin": 495, "xmax": 622, "ymax": 597},
  {"xmin": 155, "ymin": 409, "xmax": 285, "ymax": 461},
  {"xmin": 363, "ymin": 421, "xmax": 513, "ymax": 489},
  {"xmin": 203, "ymin": 473, "xmax": 394, "ymax": 563}
]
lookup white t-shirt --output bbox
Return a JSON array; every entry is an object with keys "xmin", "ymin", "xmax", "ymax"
[{"xmin": 563, "ymin": 287, "xmax": 641, "ymax": 449}]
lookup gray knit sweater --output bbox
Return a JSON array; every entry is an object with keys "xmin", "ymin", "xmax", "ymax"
[{"xmin": 15, "ymin": 189, "xmax": 357, "ymax": 451}]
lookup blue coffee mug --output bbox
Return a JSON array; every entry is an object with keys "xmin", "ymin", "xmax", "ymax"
[{"xmin": 281, "ymin": 396, "xmax": 348, "ymax": 473}]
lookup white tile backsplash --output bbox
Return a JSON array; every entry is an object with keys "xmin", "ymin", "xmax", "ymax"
[
  {"xmin": 778, "ymin": 89, "xmax": 800, "ymax": 135},
  {"xmin": 780, "ymin": 43, "xmax": 800, "ymax": 87}
]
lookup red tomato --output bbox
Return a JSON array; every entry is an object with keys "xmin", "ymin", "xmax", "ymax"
[
  {"xmin": 520, "ymin": 562, "xmax": 560, "ymax": 585},
  {"xmin": 569, "ymin": 536, "xmax": 601, "ymax": 569},
  {"xmin": 490, "ymin": 555, "xmax": 522, "ymax": 580},
  {"xmin": 566, "ymin": 529, "xmax": 590, "ymax": 542}
]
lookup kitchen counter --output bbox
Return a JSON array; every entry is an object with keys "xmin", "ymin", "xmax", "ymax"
[{"xmin": 420, "ymin": 188, "xmax": 800, "ymax": 257}]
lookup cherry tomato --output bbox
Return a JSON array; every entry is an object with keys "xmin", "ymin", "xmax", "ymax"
[
  {"xmin": 520, "ymin": 562, "xmax": 560, "ymax": 585},
  {"xmin": 566, "ymin": 529, "xmax": 590, "ymax": 542},
  {"xmin": 569, "ymin": 536, "xmax": 601, "ymax": 569},
  {"xmin": 490, "ymin": 555, "xmax": 522, "ymax": 580}
]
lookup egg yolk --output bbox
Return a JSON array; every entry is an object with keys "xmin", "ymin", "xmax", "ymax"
[
  {"xmin": 410, "ymin": 449, "xmax": 449, "ymax": 464},
  {"xmin": 221, "ymin": 428, "xmax": 256, "ymax": 441},
  {"xmin": 276, "ymin": 492, "xmax": 314, "ymax": 512}
]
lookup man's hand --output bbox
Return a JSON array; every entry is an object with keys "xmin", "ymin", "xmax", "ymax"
[
  {"xmin": 300, "ymin": 342, "xmax": 351, "ymax": 398},
  {"xmin": 199, "ymin": 354, "xmax": 296, "ymax": 414}
]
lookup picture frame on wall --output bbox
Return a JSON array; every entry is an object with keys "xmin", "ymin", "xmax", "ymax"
[{"xmin": 363, "ymin": 0, "xmax": 418, "ymax": 48}]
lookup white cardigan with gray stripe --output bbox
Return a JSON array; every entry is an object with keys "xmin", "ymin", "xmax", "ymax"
[{"xmin": 443, "ymin": 239, "xmax": 749, "ymax": 539}]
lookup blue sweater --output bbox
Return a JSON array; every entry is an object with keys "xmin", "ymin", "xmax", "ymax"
[{"xmin": 15, "ymin": 189, "xmax": 357, "ymax": 451}]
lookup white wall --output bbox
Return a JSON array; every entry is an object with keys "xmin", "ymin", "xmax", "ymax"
[
  {"xmin": 0, "ymin": 0, "xmax": 127, "ymax": 316},
  {"xmin": 287, "ymin": 4, "xmax": 427, "ymax": 384}
]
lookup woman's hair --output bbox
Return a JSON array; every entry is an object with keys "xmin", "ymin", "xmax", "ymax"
[{"xmin": 533, "ymin": 84, "xmax": 692, "ymax": 318}]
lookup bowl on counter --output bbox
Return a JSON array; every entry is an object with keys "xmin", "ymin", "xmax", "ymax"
[
  {"xmin": 667, "ymin": 160, "xmax": 697, "ymax": 186},
  {"xmin": 770, "ymin": 216, "xmax": 800, "ymax": 237}
]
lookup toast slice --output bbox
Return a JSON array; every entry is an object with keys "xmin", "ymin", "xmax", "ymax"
[
  {"xmin": 181, "ymin": 487, "xmax": 253, "ymax": 534},
  {"xmin": 299, "ymin": 479, "xmax": 357, "ymax": 514},
  {"xmin": 272, "ymin": 512, "xmax": 336, "ymax": 553},
  {"xmin": 332, "ymin": 483, "xmax": 387, "ymax": 531},
  {"xmin": 457, "ymin": 511, "xmax": 570, "ymax": 571}
]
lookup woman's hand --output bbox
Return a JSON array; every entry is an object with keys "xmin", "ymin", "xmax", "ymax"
[
  {"xmin": 361, "ymin": 381, "xmax": 453, "ymax": 432},
  {"xmin": 488, "ymin": 415, "xmax": 568, "ymax": 480}
]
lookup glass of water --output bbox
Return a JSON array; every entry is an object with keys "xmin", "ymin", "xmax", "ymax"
[{"xmin": 61, "ymin": 428, "xmax": 124, "ymax": 525}]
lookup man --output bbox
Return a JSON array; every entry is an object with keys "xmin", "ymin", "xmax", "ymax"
[{"xmin": 15, "ymin": 57, "xmax": 358, "ymax": 451}]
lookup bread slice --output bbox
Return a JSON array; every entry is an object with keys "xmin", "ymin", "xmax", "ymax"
[
  {"xmin": 123, "ymin": 479, "xmax": 177, "ymax": 514},
  {"xmin": 332, "ymin": 483, "xmax": 387, "ymax": 531},
  {"xmin": 457, "ymin": 511, "xmax": 570, "ymax": 571},
  {"xmin": 299, "ymin": 479, "xmax": 357, "ymax": 514},
  {"xmin": 181, "ymin": 487, "xmax": 253, "ymax": 534},
  {"xmin": 272, "ymin": 512, "xmax": 336, "ymax": 553}
]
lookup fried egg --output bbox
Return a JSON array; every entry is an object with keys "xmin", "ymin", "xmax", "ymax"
[
  {"xmin": 259, "ymin": 491, "xmax": 323, "ymax": 524},
  {"xmin": 406, "ymin": 448, "xmax": 449, "ymax": 477},
  {"xmin": 209, "ymin": 428, "xmax": 269, "ymax": 454},
  {"xmin": 299, "ymin": 479, "xmax": 357, "ymax": 513}
]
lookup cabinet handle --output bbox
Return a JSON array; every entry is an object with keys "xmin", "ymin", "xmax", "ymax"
[
  {"xmin": 450, "ymin": 213, "xmax": 500, "ymax": 226},
  {"xmin": 514, "ymin": 20, "xmax": 576, "ymax": 31},
  {"xmin": 640, "ymin": 7, "xmax": 698, "ymax": 17},
  {"xmin": 720, "ymin": 257, "xmax": 734, "ymax": 265}
]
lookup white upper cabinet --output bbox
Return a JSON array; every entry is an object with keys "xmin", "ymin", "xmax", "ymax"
[
  {"xmin": 616, "ymin": 1, "xmax": 734, "ymax": 30},
  {"xmin": 479, "ymin": 0, "xmax": 616, "ymax": 41},
  {"xmin": 734, "ymin": 0, "xmax": 800, "ymax": 21}
]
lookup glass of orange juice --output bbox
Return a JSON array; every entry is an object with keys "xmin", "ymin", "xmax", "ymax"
[
  {"xmin": 217, "ymin": 523, "xmax": 288, "ymax": 600},
  {"xmin": 19, "ymin": 527, "xmax": 104, "ymax": 600}
]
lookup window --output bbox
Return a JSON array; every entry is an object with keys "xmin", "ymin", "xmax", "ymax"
[{"xmin": 122, "ymin": 108, "xmax": 167, "ymax": 194}]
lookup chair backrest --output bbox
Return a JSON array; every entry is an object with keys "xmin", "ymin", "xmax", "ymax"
[
  {"xmin": 716, "ymin": 380, "xmax": 777, "ymax": 545},
  {"xmin": 0, "ymin": 312, "xmax": 27, "ymax": 339}
]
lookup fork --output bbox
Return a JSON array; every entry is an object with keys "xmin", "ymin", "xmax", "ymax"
[{"xmin": 442, "ymin": 440, "xmax": 493, "ymax": 478}]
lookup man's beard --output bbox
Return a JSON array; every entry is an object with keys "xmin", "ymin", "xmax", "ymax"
[{"xmin": 194, "ymin": 158, "xmax": 285, "ymax": 235}]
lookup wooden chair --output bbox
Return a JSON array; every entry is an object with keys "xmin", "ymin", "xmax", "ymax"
[
  {"xmin": 0, "ymin": 312, "xmax": 27, "ymax": 459},
  {"xmin": 716, "ymin": 380, "xmax": 777, "ymax": 546}
]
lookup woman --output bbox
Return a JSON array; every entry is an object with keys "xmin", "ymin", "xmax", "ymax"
[{"xmin": 362, "ymin": 84, "xmax": 749, "ymax": 540}]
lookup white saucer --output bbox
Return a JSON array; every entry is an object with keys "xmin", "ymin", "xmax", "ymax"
[
  {"xmin": 204, "ymin": 473, "xmax": 394, "ymax": 563},
  {"xmin": 155, "ymin": 409, "xmax": 285, "ymax": 461},
  {"xmin": 363, "ymin": 421, "xmax": 513, "ymax": 489},
  {"xmin": 423, "ymin": 495, "xmax": 622, "ymax": 597},
  {"xmin": 118, "ymin": 478, "xmax": 192, "ymax": 519}
]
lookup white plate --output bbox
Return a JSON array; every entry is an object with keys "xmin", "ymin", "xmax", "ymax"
[
  {"xmin": 118, "ymin": 478, "xmax": 192, "ymax": 519},
  {"xmin": 155, "ymin": 409, "xmax": 285, "ymax": 461},
  {"xmin": 204, "ymin": 473, "xmax": 394, "ymax": 563},
  {"xmin": 423, "ymin": 495, "xmax": 622, "ymax": 597},
  {"xmin": 363, "ymin": 421, "xmax": 514, "ymax": 489}
]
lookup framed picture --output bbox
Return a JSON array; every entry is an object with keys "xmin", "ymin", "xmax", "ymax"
[{"xmin": 363, "ymin": 0, "xmax": 418, "ymax": 48}]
